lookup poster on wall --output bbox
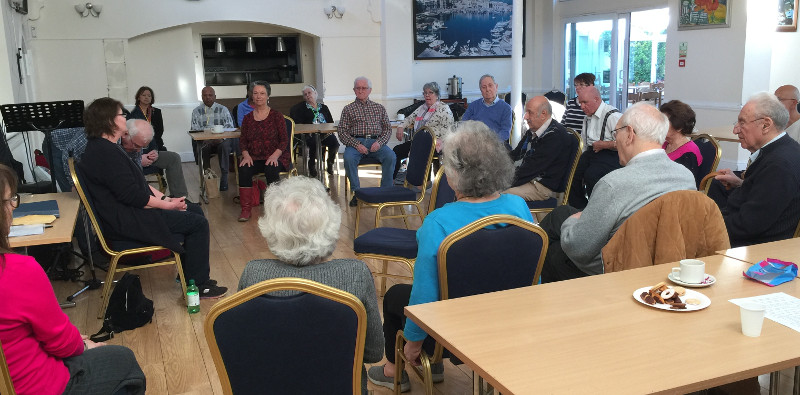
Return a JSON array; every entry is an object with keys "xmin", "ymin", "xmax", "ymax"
[
  {"xmin": 777, "ymin": 0, "xmax": 798, "ymax": 32},
  {"xmin": 678, "ymin": 0, "xmax": 730, "ymax": 30},
  {"xmin": 413, "ymin": 0, "xmax": 524, "ymax": 60}
]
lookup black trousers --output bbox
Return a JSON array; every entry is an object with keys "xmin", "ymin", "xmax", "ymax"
[
  {"xmin": 306, "ymin": 133, "xmax": 340, "ymax": 163},
  {"xmin": 392, "ymin": 141, "xmax": 412, "ymax": 179},
  {"xmin": 237, "ymin": 160, "xmax": 286, "ymax": 187},
  {"xmin": 538, "ymin": 205, "xmax": 590, "ymax": 283},
  {"xmin": 567, "ymin": 149, "xmax": 622, "ymax": 209},
  {"xmin": 62, "ymin": 345, "xmax": 145, "ymax": 395},
  {"xmin": 382, "ymin": 284, "xmax": 436, "ymax": 364},
  {"xmin": 158, "ymin": 203, "xmax": 210, "ymax": 285}
]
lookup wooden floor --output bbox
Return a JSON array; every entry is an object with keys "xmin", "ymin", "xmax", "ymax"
[
  {"xmin": 51, "ymin": 160, "xmax": 474, "ymax": 395},
  {"xmin": 49, "ymin": 159, "xmax": 795, "ymax": 395}
]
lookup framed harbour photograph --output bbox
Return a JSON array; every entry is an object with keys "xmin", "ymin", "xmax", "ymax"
[
  {"xmin": 777, "ymin": 0, "xmax": 798, "ymax": 32},
  {"xmin": 413, "ymin": 0, "xmax": 524, "ymax": 60},
  {"xmin": 678, "ymin": 0, "xmax": 730, "ymax": 30}
]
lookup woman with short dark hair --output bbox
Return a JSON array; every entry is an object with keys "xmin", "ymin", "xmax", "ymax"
[
  {"xmin": 128, "ymin": 86, "xmax": 165, "ymax": 151},
  {"xmin": 660, "ymin": 100, "xmax": 703, "ymax": 185},
  {"xmin": 0, "ymin": 163, "xmax": 147, "ymax": 395}
]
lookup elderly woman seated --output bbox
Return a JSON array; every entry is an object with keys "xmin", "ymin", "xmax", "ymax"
[
  {"xmin": 366, "ymin": 121, "xmax": 534, "ymax": 392},
  {"xmin": 660, "ymin": 100, "xmax": 704, "ymax": 185},
  {"xmin": 238, "ymin": 176, "xmax": 383, "ymax": 394}
]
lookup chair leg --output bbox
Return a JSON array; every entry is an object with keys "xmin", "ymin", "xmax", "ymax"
[
  {"xmin": 770, "ymin": 371, "xmax": 780, "ymax": 395},
  {"xmin": 354, "ymin": 200, "xmax": 361, "ymax": 238},
  {"xmin": 381, "ymin": 260, "xmax": 388, "ymax": 296},
  {"xmin": 174, "ymin": 254, "xmax": 188, "ymax": 302},
  {"xmin": 97, "ymin": 255, "xmax": 121, "ymax": 319},
  {"xmin": 793, "ymin": 365, "xmax": 799, "ymax": 395}
]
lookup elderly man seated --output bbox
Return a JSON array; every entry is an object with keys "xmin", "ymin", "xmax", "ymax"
[
  {"xmin": 190, "ymin": 86, "xmax": 237, "ymax": 191},
  {"xmin": 121, "ymin": 120, "xmax": 189, "ymax": 199},
  {"xmin": 505, "ymin": 96, "xmax": 573, "ymax": 202},
  {"xmin": 775, "ymin": 84, "xmax": 800, "ymax": 142},
  {"xmin": 709, "ymin": 92, "xmax": 800, "ymax": 247},
  {"xmin": 461, "ymin": 74, "xmax": 513, "ymax": 146},
  {"xmin": 538, "ymin": 102, "xmax": 696, "ymax": 283},
  {"xmin": 338, "ymin": 76, "xmax": 396, "ymax": 207}
]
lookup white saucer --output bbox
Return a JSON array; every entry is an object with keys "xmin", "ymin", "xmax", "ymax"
[{"xmin": 667, "ymin": 273, "xmax": 716, "ymax": 288}]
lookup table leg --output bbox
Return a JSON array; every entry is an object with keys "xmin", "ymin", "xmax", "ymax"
[
  {"xmin": 770, "ymin": 371, "xmax": 780, "ymax": 395},
  {"xmin": 315, "ymin": 133, "xmax": 328, "ymax": 190},
  {"xmin": 196, "ymin": 142, "xmax": 209, "ymax": 204},
  {"xmin": 793, "ymin": 365, "xmax": 799, "ymax": 395}
]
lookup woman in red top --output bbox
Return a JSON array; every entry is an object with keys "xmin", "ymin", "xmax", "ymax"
[
  {"xmin": 0, "ymin": 165, "xmax": 145, "ymax": 395},
  {"xmin": 237, "ymin": 81, "xmax": 291, "ymax": 221}
]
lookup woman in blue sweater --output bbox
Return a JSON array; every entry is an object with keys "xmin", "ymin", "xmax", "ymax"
[{"xmin": 367, "ymin": 121, "xmax": 533, "ymax": 391}]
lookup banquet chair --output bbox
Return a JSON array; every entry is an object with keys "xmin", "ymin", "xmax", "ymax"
[
  {"xmin": 344, "ymin": 157, "xmax": 383, "ymax": 196},
  {"xmin": 692, "ymin": 133, "xmax": 722, "ymax": 189},
  {"xmin": 142, "ymin": 165, "xmax": 166, "ymax": 194},
  {"xmin": 527, "ymin": 128, "xmax": 583, "ymax": 217},
  {"xmin": 353, "ymin": 127, "xmax": 436, "ymax": 238},
  {"xmin": 204, "ymin": 277, "xmax": 367, "ymax": 395},
  {"xmin": 698, "ymin": 171, "xmax": 722, "ymax": 195},
  {"xmin": 394, "ymin": 214, "xmax": 548, "ymax": 395},
  {"xmin": 353, "ymin": 167, "xmax": 455, "ymax": 295},
  {"xmin": 69, "ymin": 158, "xmax": 187, "ymax": 319},
  {"xmin": 0, "ymin": 340, "xmax": 16, "ymax": 395},
  {"xmin": 601, "ymin": 190, "xmax": 729, "ymax": 273}
]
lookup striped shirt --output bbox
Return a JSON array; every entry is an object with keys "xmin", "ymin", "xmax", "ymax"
[
  {"xmin": 337, "ymin": 99, "xmax": 391, "ymax": 148},
  {"xmin": 561, "ymin": 97, "xmax": 586, "ymax": 135},
  {"xmin": 190, "ymin": 102, "xmax": 235, "ymax": 130}
]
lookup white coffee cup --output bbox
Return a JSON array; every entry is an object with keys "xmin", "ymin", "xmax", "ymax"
[
  {"xmin": 671, "ymin": 259, "xmax": 705, "ymax": 284},
  {"xmin": 739, "ymin": 302, "xmax": 766, "ymax": 337},
  {"xmin": 213, "ymin": 124, "xmax": 224, "ymax": 133},
  {"xmin": 397, "ymin": 114, "xmax": 405, "ymax": 121}
]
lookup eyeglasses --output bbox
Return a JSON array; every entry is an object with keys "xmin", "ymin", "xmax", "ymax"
[
  {"xmin": 4, "ymin": 193, "xmax": 19, "ymax": 208},
  {"xmin": 116, "ymin": 113, "xmax": 125, "ymax": 118},
  {"xmin": 611, "ymin": 125, "xmax": 633, "ymax": 139},
  {"xmin": 733, "ymin": 117, "xmax": 765, "ymax": 129},
  {"xmin": 778, "ymin": 98, "xmax": 798, "ymax": 103},
  {"xmin": 575, "ymin": 83, "xmax": 590, "ymax": 88},
  {"xmin": 354, "ymin": 87, "xmax": 370, "ymax": 91}
]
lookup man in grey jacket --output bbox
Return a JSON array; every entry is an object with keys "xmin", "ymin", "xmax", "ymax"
[{"xmin": 538, "ymin": 102, "xmax": 696, "ymax": 283}]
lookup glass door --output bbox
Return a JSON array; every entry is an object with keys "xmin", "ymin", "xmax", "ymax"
[{"xmin": 564, "ymin": 17, "xmax": 621, "ymax": 107}]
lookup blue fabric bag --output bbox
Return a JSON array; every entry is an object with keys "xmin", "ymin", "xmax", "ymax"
[{"xmin": 743, "ymin": 258, "xmax": 798, "ymax": 287}]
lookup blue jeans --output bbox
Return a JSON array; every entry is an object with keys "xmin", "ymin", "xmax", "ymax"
[{"xmin": 343, "ymin": 138, "xmax": 396, "ymax": 191}]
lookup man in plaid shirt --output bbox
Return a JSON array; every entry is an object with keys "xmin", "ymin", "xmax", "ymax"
[{"xmin": 339, "ymin": 76, "xmax": 396, "ymax": 206}]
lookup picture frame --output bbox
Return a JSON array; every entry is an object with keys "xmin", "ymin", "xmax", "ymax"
[
  {"xmin": 412, "ymin": 0, "xmax": 524, "ymax": 60},
  {"xmin": 678, "ymin": 0, "xmax": 730, "ymax": 30},
  {"xmin": 777, "ymin": 0, "xmax": 798, "ymax": 32}
]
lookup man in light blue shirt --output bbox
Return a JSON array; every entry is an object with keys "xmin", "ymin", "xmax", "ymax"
[
  {"xmin": 190, "ymin": 86, "xmax": 237, "ymax": 190},
  {"xmin": 461, "ymin": 74, "xmax": 513, "ymax": 145}
]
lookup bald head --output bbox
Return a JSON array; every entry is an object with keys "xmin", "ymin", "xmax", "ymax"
[
  {"xmin": 523, "ymin": 96, "xmax": 553, "ymax": 131},
  {"xmin": 615, "ymin": 102, "xmax": 670, "ymax": 165},
  {"xmin": 201, "ymin": 86, "xmax": 216, "ymax": 107},
  {"xmin": 578, "ymin": 86, "xmax": 602, "ymax": 116},
  {"xmin": 774, "ymin": 85, "xmax": 799, "ymax": 118}
]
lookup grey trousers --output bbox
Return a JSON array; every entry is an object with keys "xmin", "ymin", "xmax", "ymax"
[
  {"xmin": 62, "ymin": 345, "xmax": 146, "ymax": 395},
  {"xmin": 152, "ymin": 150, "xmax": 188, "ymax": 198}
]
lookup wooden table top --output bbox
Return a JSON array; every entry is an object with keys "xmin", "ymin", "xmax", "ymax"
[
  {"xmin": 405, "ymin": 254, "xmax": 800, "ymax": 395},
  {"xmin": 188, "ymin": 129, "xmax": 241, "ymax": 140},
  {"xmin": 718, "ymin": 237, "xmax": 800, "ymax": 267},
  {"xmin": 293, "ymin": 123, "xmax": 337, "ymax": 134},
  {"xmin": 10, "ymin": 192, "xmax": 80, "ymax": 248}
]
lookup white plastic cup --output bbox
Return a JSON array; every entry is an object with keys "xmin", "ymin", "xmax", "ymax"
[
  {"xmin": 213, "ymin": 124, "xmax": 224, "ymax": 133},
  {"xmin": 739, "ymin": 302, "xmax": 766, "ymax": 337},
  {"xmin": 397, "ymin": 114, "xmax": 405, "ymax": 121},
  {"xmin": 671, "ymin": 259, "xmax": 705, "ymax": 284}
]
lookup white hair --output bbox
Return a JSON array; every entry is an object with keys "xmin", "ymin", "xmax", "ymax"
[
  {"xmin": 618, "ymin": 102, "xmax": 669, "ymax": 145},
  {"xmin": 126, "ymin": 119, "xmax": 153, "ymax": 139},
  {"xmin": 749, "ymin": 92, "xmax": 790, "ymax": 131},
  {"xmin": 258, "ymin": 177, "xmax": 342, "ymax": 266},
  {"xmin": 354, "ymin": 76, "xmax": 372, "ymax": 89}
]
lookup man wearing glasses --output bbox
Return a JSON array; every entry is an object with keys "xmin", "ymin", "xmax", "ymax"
[
  {"xmin": 537, "ymin": 102, "xmax": 695, "ymax": 283},
  {"xmin": 120, "ymin": 119, "xmax": 189, "ymax": 200},
  {"xmin": 774, "ymin": 85, "xmax": 800, "ymax": 142},
  {"xmin": 710, "ymin": 92, "xmax": 800, "ymax": 247},
  {"xmin": 338, "ymin": 76, "xmax": 396, "ymax": 207}
]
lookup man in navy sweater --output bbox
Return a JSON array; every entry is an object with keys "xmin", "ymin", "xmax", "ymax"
[
  {"xmin": 461, "ymin": 74, "xmax": 513, "ymax": 146},
  {"xmin": 711, "ymin": 92, "xmax": 800, "ymax": 247},
  {"xmin": 505, "ymin": 96, "xmax": 573, "ymax": 201}
]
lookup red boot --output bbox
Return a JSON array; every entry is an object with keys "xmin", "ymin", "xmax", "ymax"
[
  {"xmin": 238, "ymin": 187, "xmax": 254, "ymax": 222},
  {"xmin": 252, "ymin": 184, "xmax": 262, "ymax": 206},
  {"xmin": 255, "ymin": 179, "xmax": 267, "ymax": 204}
]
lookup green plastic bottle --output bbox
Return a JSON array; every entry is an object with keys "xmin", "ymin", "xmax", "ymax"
[{"xmin": 187, "ymin": 279, "xmax": 200, "ymax": 314}]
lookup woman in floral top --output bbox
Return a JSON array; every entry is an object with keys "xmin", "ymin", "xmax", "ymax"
[
  {"xmin": 237, "ymin": 81, "xmax": 291, "ymax": 221},
  {"xmin": 392, "ymin": 81, "xmax": 454, "ymax": 182}
]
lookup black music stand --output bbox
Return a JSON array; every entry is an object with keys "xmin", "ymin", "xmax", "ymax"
[{"xmin": 0, "ymin": 100, "xmax": 84, "ymax": 192}]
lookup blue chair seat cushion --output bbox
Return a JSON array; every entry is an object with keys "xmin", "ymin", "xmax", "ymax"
[
  {"xmin": 353, "ymin": 228, "xmax": 418, "ymax": 259},
  {"xmin": 526, "ymin": 198, "xmax": 557, "ymax": 210},
  {"xmin": 355, "ymin": 186, "xmax": 416, "ymax": 204}
]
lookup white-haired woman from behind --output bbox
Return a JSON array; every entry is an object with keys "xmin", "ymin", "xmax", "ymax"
[{"xmin": 237, "ymin": 176, "xmax": 383, "ymax": 394}]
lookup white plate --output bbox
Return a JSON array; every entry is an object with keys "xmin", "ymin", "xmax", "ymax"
[
  {"xmin": 632, "ymin": 286, "xmax": 711, "ymax": 312},
  {"xmin": 667, "ymin": 273, "xmax": 716, "ymax": 288}
]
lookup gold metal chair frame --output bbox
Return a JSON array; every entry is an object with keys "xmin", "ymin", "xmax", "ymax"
[
  {"xmin": 0, "ymin": 340, "xmax": 15, "ymax": 395},
  {"xmin": 692, "ymin": 133, "xmax": 722, "ymax": 194},
  {"xmin": 69, "ymin": 158, "xmax": 187, "ymax": 319},
  {"xmin": 394, "ymin": 214, "xmax": 548, "ymax": 395},
  {"xmin": 281, "ymin": 115, "xmax": 300, "ymax": 178},
  {"xmin": 354, "ymin": 127, "xmax": 436, "ymax": 238},
  {"xmin": 144, "ymin": 171, "xmax": 166, "ymax": 193},
  {"xmin": 529, "ymin": 127, "xmax": 584, "ymax": 217},
  {"xmin": 204, "ymin": 277, "xmax": 367, "ymax": 395},
  {"xmin": 355, "ymin": 167, "xmax": 449, "ymax": 296}
]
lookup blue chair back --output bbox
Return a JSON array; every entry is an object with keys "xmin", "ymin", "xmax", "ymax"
[
  {"xmin": 205, "ymin": 278, "xmax": 367, "ymax": 395},
  {"xmin": 437, "ymin": 215, "xmax": 548, "ymax": 300},
  {"xmin": 405, "ymin": 128, "xmax": 435, "ymax": 187},
  {"xmin": 692, "ymin": 134, "xmax": 721, "ymax": 188},
  {"xmin": 428, "ymin": 167, "xmax": 456, "ymax": 213},
  {"xmin": 555, "ymin": 129, "xmax": 581, "ymax": 193}
]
